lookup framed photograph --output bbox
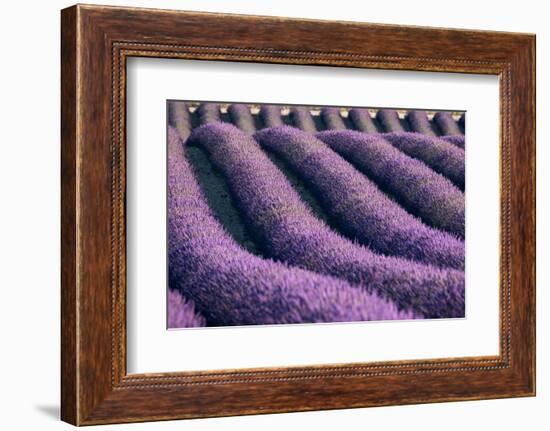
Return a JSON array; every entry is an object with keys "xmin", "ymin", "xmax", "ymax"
[{"xmin": 61, "ymin": 4, "xmax": 536, "ymax": 425}]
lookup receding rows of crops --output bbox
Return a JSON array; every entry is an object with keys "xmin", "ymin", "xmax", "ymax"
[{"xmin": 167, "ymin": 102, "xmax": 466, "ymax": 328}]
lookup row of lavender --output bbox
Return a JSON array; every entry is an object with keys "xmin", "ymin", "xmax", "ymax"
[
  {"xmin": 179, "ymin": 102, "xmax": 465, "ymax": 141},
  {"xmin": 167, "ymin": 102, "xmax": 466, "ymax": 328}
]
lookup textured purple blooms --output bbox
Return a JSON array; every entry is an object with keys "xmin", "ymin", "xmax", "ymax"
[
  {"xmin": 166, "ymin": 102, "xmax": 467, "ymax": 324},
  {"xmin": 349, "ymin": 108, "xmax": 377, "ymax": 133},
  {"xmin": 169, "ymin": 126, "xmax": 414, "ymax": 325},
  {"xmin": 255, "ymin": 126, "xmax": 464, "ymax": 270},
  {"xmin": 168, "ymin": 101, "xmax": 192, "ymax": 138},
  {"xmin": 228, "ymin": 103, "xmax": 256, "ymax": 133},
  {"xmin": 260, "ymin": 105, "xmax": 284, "ymax": 127},
  {"xmin": 167, "ymin": 289, "xmax": 206, "ymax": 328},
  {"xmin": 321, "ymin": 107, "xmax": 346, "ymax": 130},
  {"xmin": 434, "ymin": 111, "xmax": 462, "ymax": 136},
  {"xmin": 317, "ymin": 130, "xmax": 465, "ymax": 238},
  {"xmin": 187, "ymin": 122, "xmax": 464, "ymax": 318},
  {"xmin": 406, "ymin": 110, "xmax": 435, "ymax": 136},
  {"xmin": 383, "ymin": 132, "xmax": 465, "ymax": 190},
  {"xmin": 376, "ymin": 109, "xmax": 405, "ymax": 132},
  {"xmin": 290, "ymin": 106, "xmax": 317, "ymax": 133},
  {"xmin": 441, "ymin": 134, "xmax": 465, "ymax": 149},
  {"xmin": 196, "ymin": 102, "xmax": 221, "ymax": 125}
]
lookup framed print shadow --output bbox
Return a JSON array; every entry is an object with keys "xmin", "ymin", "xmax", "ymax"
[{"xmin": 61, "ymin": 4, "xmax": 536, "ymax": 426}]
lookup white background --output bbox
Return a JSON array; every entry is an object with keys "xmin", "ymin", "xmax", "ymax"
[
  {"xmin": 0, "ymin": 0, "xmax": 547, "ymax": 430},
  {"xmin": 127, "ymin": 59, "xmax": 499, "ymax": 373}
]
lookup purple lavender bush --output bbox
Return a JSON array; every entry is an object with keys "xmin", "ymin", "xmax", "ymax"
[
  {"xmin": 376, "ymin": 109, "xmax": 405, "ymax": 132},
  {"xmin": 317, "ymin": 130, "xmax": 465, "ymax": 238},
  {"xmin": 321, "ymin": 107, "xmax": 347, "ymax": 131},
  {"xmin": 260, "ymin": 105, "xmax": 284, "ymax": 127},
  {"xmin": 167, "ymin": 289, "xmax": 207, "ymax": 328},
  {"xmin": 169, "ymin": 126, "xmax": 414, "ymax": 325},
  {"xmin": 167, "ymin": 101, "xmax": 192, "ymax": 139},
  {"xmin": 441, "ymin": 134, "xmax": 465, "ymax": 149},
  {"xmin": 255, "ymin": 126, "xmax": 464, "ymax": 270},
  {"xmin": 348, "ymin": 108, "xmax": 377, "ymax": 133},
  {"xmin": 406, "ymin": 110, "xmax": 435, "ymax": 136},
  {"xmin": 187, "ymin": 122, "xmax": 465, "ymax": 318},
  {"xmin": 383, "ymin": 132, "xmax": 465, "ymax": 190},
  {"xmin": 434, "ymin": 111, "xmax": 462, "ymax": 136},
  {"xmin": 290, "ymin": 106, "xmax": 317, "ymax": 133},
  {"xmin": 196, "ymin": 102, "xmax": 221, "ymax": 125},
  {"xmin": 228, "ymin": 103, "xmax": 256, "ymax": 134}
]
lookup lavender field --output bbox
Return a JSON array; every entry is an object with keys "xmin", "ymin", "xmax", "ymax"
[{"xmin": 167, "ymin": 101, "xmax": 466, "ymax": 328}]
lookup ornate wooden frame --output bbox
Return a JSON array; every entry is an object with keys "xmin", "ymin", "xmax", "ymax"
[{"xmin": 61, "ymin": 4, "xmax": 536, "ymax": 425}]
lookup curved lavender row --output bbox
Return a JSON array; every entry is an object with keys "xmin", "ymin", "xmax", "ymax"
[
  {"xmin": 434, "ymin": 111, "xmax": 462, "ymax": 135},
  {"xmin": 167, "ymin": 289, "xmax": 207, "ymax": 328},
  {"xmin": 321, "ymin": 107, "xmax": 346, "ymax": 131},
  {"xmin": 255, "ymin": 126, "xmax": 464, "ymax": 270},
  {"xmin": 167, "ymin": 101, "xmax": 192, "ymax": 139},
  {"xmin": 441, "ymin": 134, "xmax": 465, "ymax": 149},
  {"xmin": 228, "ymin": 103, "xmax": 256, "ymax": 134},
  {"xmin": 196, "ymin": 103, "xmax": 221, "ymax": 125},
  {"xmin": 169, "ymin": 127, "xmax": 412, "ymax": 324},
  {"xmin": 406, "ymin": 110, "xmax": 435, "ymax": 136},
  {"xmin": 383, "ymin": 132, "xmax": 465, "ymax": 190},
  {"xmin": 188, "ymin": 123, "xmax": 464, "ymax": 318},
  {"xmin": 317, "ymin": 130, "xmax": 465, "ymax": 238},
  {"xmin": 348, "ymin": 108, "xmax": 377, "ymax": 133},
  {"xmin": 290, "ymin": 106, "xmax": 317, "ymax": 133},
  {"xmin": 376, "ymin": 109, "xmax": 405, "ymax": 132},
  {"xmin": 260, "ymin": 105, "xmax": 284, "ymax": 127}
]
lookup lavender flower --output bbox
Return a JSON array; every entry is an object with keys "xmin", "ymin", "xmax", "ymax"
[
  {"xmin": 383, "ymin": 132, "xmax": 465, "ymax": 190},
  {"xmin": 290, "ymin": 106, "xmax": 317, "ymax": 133},
  {"xmin": 406, "ymin": 110, "xmax": 435, "ymax": 136},
  {"xmin": 255, "ymin": 126, "xmax": 464, "ymax": 270},
  {"xmin": 317, "ymin": 130, "xmax": 464, "ymax": 238},
  {"xmin": 260, "ymin": 105, "xmax": 284, "ymax": 127},
  {"xmin": 348, "ymin": 108, "xmax": 377, "ymax": 133},
  {"xmin": 434, "ymin": 111, "xmax": 462, "ymax": 136},
  {"xmin": 167, "ymin": 101, "xmax": 192, "ymax": 139},
  {"xmin": 196, "ymin": 102, "xmax": 221, "ymax": 125},
  {"xmin": 441, "ymin": 134, "xmax": 465, "ymax": 149},
  {"xmin": 167, "ymin": 289, "xmax": 207, "ymax": 328},
  {"xmin": 321, "ymin": 107, "xmax": 346, "ymax": 130},
  {"xmin": 169, "ymin": 126, "xmax": 414, "ymax": 324},
  {"xmin": 228, "ymin": 103, "xmax": 256, "ymax": 134},
  {"xmin": 376, "ymin": 109, "xmax": 405, "ymax": 132},
  {"xmin": 188, "ymin": 123, "xmax": 465, "ymax": 318}
]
